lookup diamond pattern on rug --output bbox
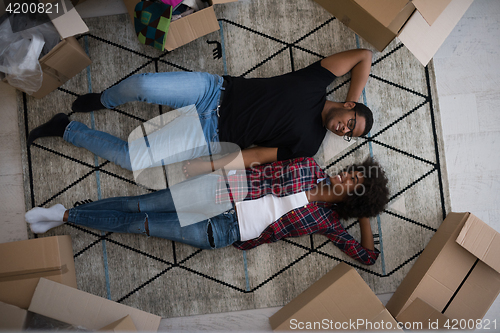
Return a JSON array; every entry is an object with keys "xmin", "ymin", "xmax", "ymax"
[{"xmin": 19, "ymin": 1, "xmax": 450, "ymax": 318}]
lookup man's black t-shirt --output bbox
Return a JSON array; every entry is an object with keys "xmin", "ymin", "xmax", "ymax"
[{"xmin": 218, "ymin": 60, "xmax": 337, "ymax": 161}]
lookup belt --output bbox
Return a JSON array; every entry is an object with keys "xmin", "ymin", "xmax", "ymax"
[{"xmin": 216, "ymin": 80, "xmax": 228, "ymax": 117}]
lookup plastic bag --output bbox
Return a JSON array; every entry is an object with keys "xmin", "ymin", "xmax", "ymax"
[
  {"xmin": 0, "ymin": 18, "xmax": 46, "ymax": 94},
  {"xmin": 33, "ymin": 21, "xmax": 61, "ymax": 58},
  {"xmin": 24, "ymin": 311, "xmax": 89, "ymax": 331}
]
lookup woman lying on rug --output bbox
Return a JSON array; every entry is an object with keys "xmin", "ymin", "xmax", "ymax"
[{"xmin": 25, "ymin": 157, "xmax": 389, "ymax": 265}]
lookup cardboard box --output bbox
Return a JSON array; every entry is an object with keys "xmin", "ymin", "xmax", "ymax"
[
  {"xmin": 269, "ymin": 262, "xmax": 402, "ymax": 331},
  {"xmin": 0, "ymin": 301, "xmax": 28, "ymax": 331},
  {"xmin": 386, "ymin": 212, "xmax": 500, "ymax": 322},
  {"xmin": 313, "ymin": 0, "xmax": 474, "ymax": 65},
  {"xmin": 123, "ymin": 0, "xmax": 237, "ymax": 51},
  {"xmin": 99, "ymin": 315, "xmax": 137, "ymax": 331},
  {"xmin": 0, "ymin": 301, "xmax": 138, "ymax": 331},
  {"xmin": 28, "ymin": 278, "xmax": 161, "ymax": 331},
  {"xmin": 0, "ymin": 235, "xmax": 77, "ymax": 310},
  {"xmin": 0, "ymin": 0, "xmax": 91, "ymax": 98}
]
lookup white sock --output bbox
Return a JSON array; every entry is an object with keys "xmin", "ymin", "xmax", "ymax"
[
  {"xmin": 29, "ymin": 221, "xmax": 65, "ymax": 234},
  {"xmin": 25, "ymin": 204, "xmax": 67, "ymax": 224}
]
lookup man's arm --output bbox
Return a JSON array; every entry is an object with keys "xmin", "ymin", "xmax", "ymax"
[
  {"xmin": 358, "ymin": 217, "xmax": 375, "ymax": 251},
  {"xmin": 320, "ymin": 49, "xmax": 372, "ymax": 102},
  {"xmin": 183, "ymin": 146, "xmax": 278, "ymax": 178},
  {"xmin": 213, "ymin": 146, "xmax": 278, "ymax": 170}
]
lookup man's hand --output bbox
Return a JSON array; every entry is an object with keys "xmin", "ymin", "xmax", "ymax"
[
  {"xmin": 321, "ymin": 49, "xmax": 372, "ymax": 103},
  {"xmin": 182, "ymin": 158, "xmax": 211, "ymax": 178}
]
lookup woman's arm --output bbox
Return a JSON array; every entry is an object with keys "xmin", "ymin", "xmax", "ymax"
[
  {"xmin": 320, "ymin": 49, "xmax": 372, "ymax": 102},
  {"xmin": 183, "ymin": 146, "xmax": 278, "ymax": 178},
  {"xmin": 358, "ymin": 217, "xmax": 375, "ymax": 251}
]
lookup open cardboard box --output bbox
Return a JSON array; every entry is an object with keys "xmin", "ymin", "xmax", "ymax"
[
  {"xmin": 386, "ymin": 212, "xmax": 500, "ymax": 323},
  {"xmin": 122, "ymin": 0, "xmax": 237, "ymax": 51},
  {"xmin": 269, "ymin": 262, "xmax": 402, "ymax": 331},
  {"xmin": 313, "ymin": 0, "xmax": 474, "ymax": 65},
  {"xmin": 0, "ymin": 0, "xmax": 91, "ymax": 98},
  {"xmin": 0, "ymin": 235, "xmax": 77, "ymax": 310},
  {"xmin": 27, "ymin": 278, "xmax": 161, "ymax": 331},
  {"xmin": 0, "ymin": 300, "xmax": 139, "ymax": 331}
]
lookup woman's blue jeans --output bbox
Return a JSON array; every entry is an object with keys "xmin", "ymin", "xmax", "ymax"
[
  {"xmin": 63, "ymin": 72, "xmax": 224, "ymax": 171},
  {"xmin": 67, "ymin": 175, "xmax": 240, "ymax": 249}
]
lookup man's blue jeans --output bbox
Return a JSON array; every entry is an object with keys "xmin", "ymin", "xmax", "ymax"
[
  {"xmin": 63, "ymin": 72, "xmax": 225, "ymax": 171},
  {"xmin": 67, "ymin": 174, "xmax": 240, "ymax": 249}
]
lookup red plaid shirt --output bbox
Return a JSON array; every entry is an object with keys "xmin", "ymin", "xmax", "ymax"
[{"xmin": 215, "ymin": 157, "xmax": 379, "ymax": 265}]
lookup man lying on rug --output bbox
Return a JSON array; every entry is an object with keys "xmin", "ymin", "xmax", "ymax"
[
  {"xmin": 25, "ymin": 157, "xmax": 389, "ymax": 266},
  {"xmin": 27, "ymin": 49, "xmax": 374, "ymax": 178}
]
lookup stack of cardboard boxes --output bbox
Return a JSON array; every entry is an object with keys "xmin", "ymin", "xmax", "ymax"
[
  {"xmin": 270, "ymin": 212, "xmax": 500, "ymax": 331},
  {"xmin": 0, "ymin": 236, "xmax": 161, "ymax": 331},
  {"xmin": 388, "ymin": 213, "xmax": 500, "ymax": 326},
  {"xmin": 313, "ymin": 0, "xmax": 475, "ymax": 66}
]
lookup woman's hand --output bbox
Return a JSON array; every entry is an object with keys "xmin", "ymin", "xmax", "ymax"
[{"xmin": 182, "ymin": 158, "xmax": 212, "ymax": 178}]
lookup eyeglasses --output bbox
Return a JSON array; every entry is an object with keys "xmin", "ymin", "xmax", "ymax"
[{"xmin": 343, "ymin": 112, "xmax": 357, "ymax": 142}]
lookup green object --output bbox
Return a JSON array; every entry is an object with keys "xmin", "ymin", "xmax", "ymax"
[{"xmin": 134, "ymin": 1, "xmax": 172, "ymax": 51}]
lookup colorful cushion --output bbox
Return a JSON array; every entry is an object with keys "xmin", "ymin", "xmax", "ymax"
[{"xmin": 134, "ymin": 1, "xmax": 172, "ymax": 51}]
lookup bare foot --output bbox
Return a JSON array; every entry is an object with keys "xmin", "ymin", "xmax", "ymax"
[{"xmin": 182, "ymin": 158, "xmax": 212, "ymax": 178}]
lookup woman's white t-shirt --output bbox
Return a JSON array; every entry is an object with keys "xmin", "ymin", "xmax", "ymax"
[{"xmin": 236, "ymin": 192, "xmax": 309, "ymax": 241}]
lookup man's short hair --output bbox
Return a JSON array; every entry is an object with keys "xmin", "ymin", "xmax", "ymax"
[{"xmin": 353, "ymin": 102, "xmax": 373, "ymax": 137}]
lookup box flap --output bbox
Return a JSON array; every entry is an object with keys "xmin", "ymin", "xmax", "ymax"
[
  {"xmin": 164, "ymin": 6, "xmax": 220, "ymax": 51},
  {"xmin": 412, "ymin": 0, "xmax": 452, "ymax": 26},
  {"xmin": 0, "ymin": 301, "xmax": 27, "ymax": 330},
  {"xmin": 397, "ymin": 298, "xmax": 449, "ymax": 329},
  {"xmin": 29, "ymin": 278, "xmax": 161, "ymax": 331},
  {"xmin": 456, "ymin": 214, "xmax": 500, "ymax": 273},
  {"xmin": 354, "ymin": 0, "xmax": 412, "ymax": 27},
  {"xmin": 99, "ymin": 315, "xmax": 137, "ymax": 331},
  {"xmin": 46, "ymin": 0, "xmax": 89, "ymax": 39},
  {"xmin": 444, "ymin": 260, "xmax": 500, "ymax": 320},
  {"xmin": 33, "ymin": 36, "xmax": 91, "ymax": 99},
  {"xmin": 40, "ymin": 37, "xmax": 91, "ymax": 77},
  {"xmin": 398, "ymin": 0, "xmax": 474, "ymax": 66}
]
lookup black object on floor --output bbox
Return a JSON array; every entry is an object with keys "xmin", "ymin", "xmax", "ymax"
[
  {"xmin": 27, "ymin": 113, "xmax": 70, "ymax": 146},
  {"xmin": 72, "ymin": 93, "xmax": 105, "ymax": 113}
]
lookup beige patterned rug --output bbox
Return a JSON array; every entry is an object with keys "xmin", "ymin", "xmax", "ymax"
[{"xmin": 19, "ymin": 0, "xmax": 450, "ymax": 318}]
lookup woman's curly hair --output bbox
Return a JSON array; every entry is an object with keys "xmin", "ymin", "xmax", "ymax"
[{"xmin": 334, "ymin": 157, "xmax": 389, "ymax": 219}]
